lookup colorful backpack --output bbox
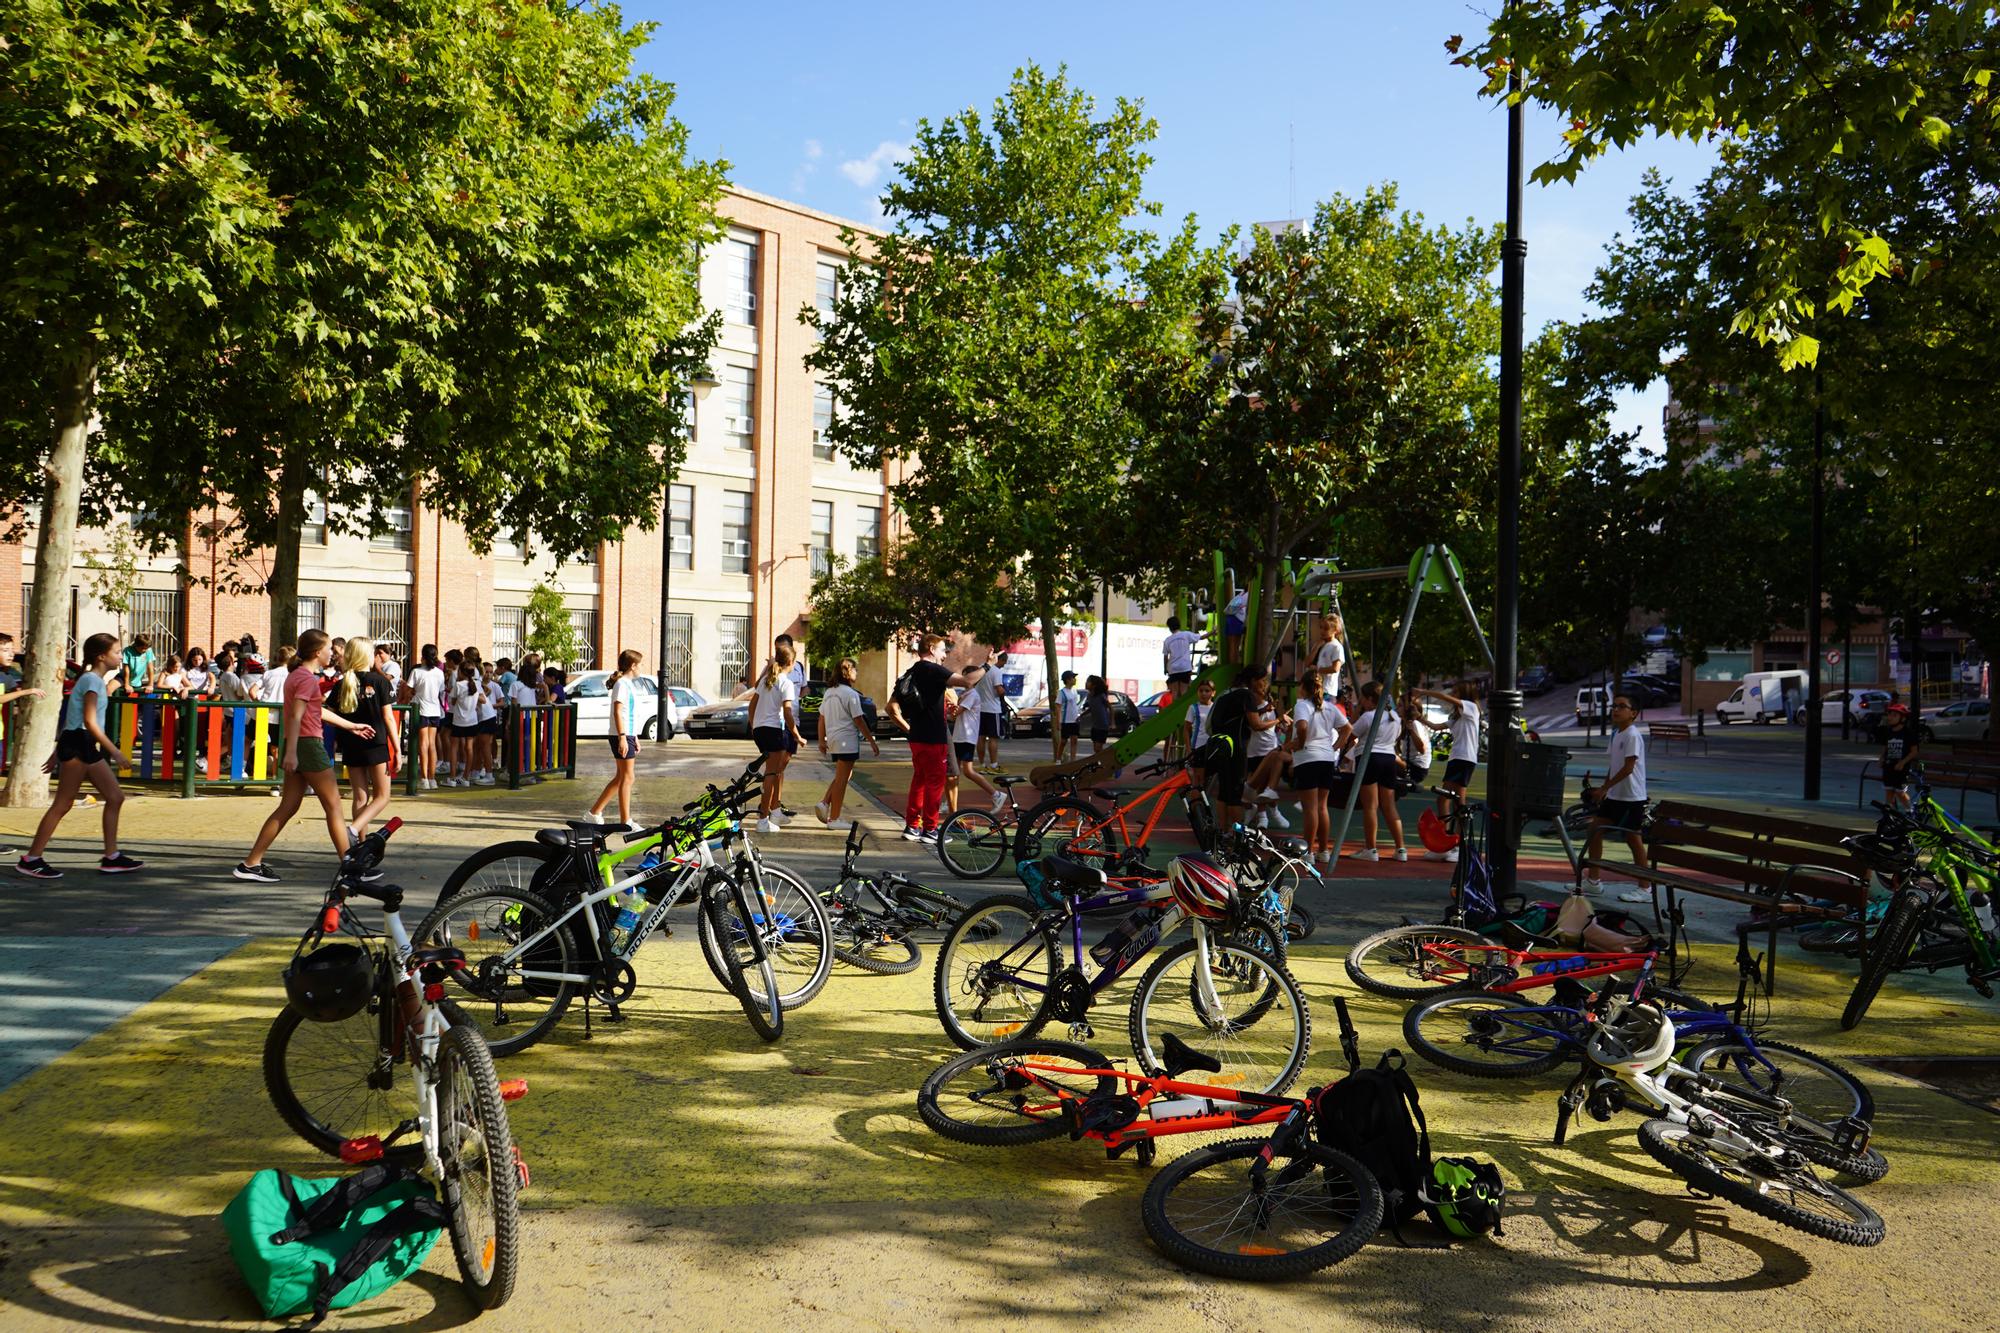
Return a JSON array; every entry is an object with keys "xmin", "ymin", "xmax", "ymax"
[{"xmin": 223, "ymin": 1162, "xmax": 444, "ymax": 1326}]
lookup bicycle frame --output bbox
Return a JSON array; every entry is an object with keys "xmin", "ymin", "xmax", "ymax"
[
  {"xmin": 1065, "ymin": 768, "xmax": 1196, "ymax": 861},
  {"xmin": 997, "ymin": 1057, "xmax": 1298, "ymax": 1150},
  {"xmin": 1910, "ymin": 793, "xmax": 2000, "ymax": 975},
  {"xmin": 1413, "ymin": 940, "xmax": 1656, "ymax": 994}
]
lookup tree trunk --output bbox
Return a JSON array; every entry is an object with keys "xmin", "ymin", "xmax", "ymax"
[
  {"xmin": 267, "ymin": 449, "xmax": 307, "ymax": 654},
  {"xmin": 7, "ymin": 348, "xmax": 96, "ymax": 807},
  {"xmin": 1037, "ymin": 578, "xmax": 1063, "ymax": 759},
  {"xmin": 1251, "ymin": 504, "xmax": 1284, "ymax": 671}
]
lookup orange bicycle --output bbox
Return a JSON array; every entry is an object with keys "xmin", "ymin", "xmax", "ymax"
[{"xmin": 1011, "ymin": 757, "xmax": 1211, "ymax": 868}]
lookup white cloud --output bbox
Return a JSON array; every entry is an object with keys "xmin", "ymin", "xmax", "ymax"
[
  {"xmin": 804, "ymin": 138, "xmax": 824, "ymax": 160},
  {"xmin": 840, "ymin": 140, "xmax": 910, "ymax": 190},
  {"xmin": 791, "ymin": 139, "xmax": 826, "ymax": 195}
]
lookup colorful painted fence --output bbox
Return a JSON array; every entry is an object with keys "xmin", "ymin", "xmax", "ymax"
[{"xmin": 502, "ymin": 704, "xmax": 579, "ymax": 789}]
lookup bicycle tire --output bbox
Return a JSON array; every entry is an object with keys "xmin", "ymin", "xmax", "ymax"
[
  {"xmin": 436, "ymin": 1022, "xmax": 521, "ymax": 1309},
  {"xmin": 263, "ymin": 1000, "xmax": 424, "ymax": 1165},
  {"xmin": 916, "ymin": 1039, "xmax": 1116, "ymax": 1146},
  {"xmin": 428, "ymin": 840, "xmax": 563, "ymax": 916},
  {"xmin": 932, "ymin": 894, "xmax": 1058, "ymax": 1050},
  {"xmin": 1013, "ymin": 796, "xmax": 1117, "ymax": 866},
  {"xmin": 1142, "ymin": 1136, "xmax": 1385, "ymax": 1281},
  {"xmin": 1840, "ymin": 889, "xmax": 1926, "ymax": 1030},
  {"xmin": 1403, "ymin": 990, "xmax": 1575, "ymax": 1078},
  {"xmin": 1129, "ymin": 936, "xmax": 1310, "ymax": 1096},
  {"xmin": 1343, "ymin": 924, "xmax": 1496, "ymax": 999},
  {"xmin": 1636, "ymin": 1118, "xmax": 1885, "ymax": 1246},
  {"xmin": 938, "ymin": 808, "xmax": 1010, "ymax": 879},
  {"xmin": 695, "ymin": 860, "xmax": 833, "ymax": 1011},
  {"xmin": 833, "ymin": 926, "xmax": 922, "ymax": 975},
  {"xmin": 1286, "ymin": 904, "xmax": 1316, "ymax": 943},
  {"xmin": 1678, "ymin": 1038, "xmax": 1884, "ymax": 1181},
  {"xmin": 415, "ymin": 886, "xmax": 579, "ymax": 1058},
  {"xmin": 704, "ymin": 881, "xmax": 782, "ymax": 1041}
]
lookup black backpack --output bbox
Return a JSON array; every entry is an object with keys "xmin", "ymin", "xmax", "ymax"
[
  {"xmin": 1313, "ymin": 1049, "xmax": 1431, "ymax": 1228},
  {"xmin": 891, "ymin": 664, "xmax": 925, "ymax": 721}
]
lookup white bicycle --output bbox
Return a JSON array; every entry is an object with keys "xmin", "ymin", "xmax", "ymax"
[
  {"xmin": 264, "ymin": 818, "xmax": 525, "ymax": 1309},
  {"xmin": 1556, "ymin": 993, "xmax": 1884, "ymax": 1246}
]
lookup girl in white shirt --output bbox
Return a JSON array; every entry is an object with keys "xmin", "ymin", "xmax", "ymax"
[
  {"xmin": 1311, "ymin": 613, "xmax": 1347, "ymax": 699},
  {"xmin": 1286, "ymin": 669, "xmax": 1353, "ymax": 864},
  {"xmin": 738, "ymin": 644, "xmax": 803, "ymax": 833},
  {"xmin": 587, "ymin": 649, "xmax": 646, "ymax": 825},
  {"xmin": 945, "ymin": 687, "xmax": 1000, "ymax": 814},
  {"xmin": 410, "ymin": 646, "xmax": 446, "ymax": 790},
  {"xmin": 1057, "ymin": 670, "xmax": 1086, "ymax": 761},
  {"xmin": 474, "ymin": 665, "xmax": 502, "ymax": 786},
  {"xmin": 1242, "ymin": 670, "xmax": 1291, "ymax": 829},
  {"xmin": 1343, "ymin": 681, "xmax": 1407, "ymax": 861},
  {"xmin": 813, "ymin": 657, "xmax": 878, "ymax": 829},
  {"xmin": 1397, "ymin": 688, "xmax": 1433, "ymax": 795},
  {"xmin": 446, "ymin": 661, "xmax": 481, "ymax": 786}
]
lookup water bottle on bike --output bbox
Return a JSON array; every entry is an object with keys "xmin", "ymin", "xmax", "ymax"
[
  {"xmin": 1090, "ymin": 906, "xmax": 1161, "ymax": 967},
  {"xmin": 609, "ymin": 887, "xmax": 646, "ymax": 954}
]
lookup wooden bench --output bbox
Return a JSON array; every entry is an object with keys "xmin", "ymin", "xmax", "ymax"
[
  {"xmin": 1578, "ymin": 800, "xmax": 1871, "ymax": 994},
  {"xmin": 1856, "ymin": 756, "xmax": 2000, "ymax": 818},
  {"xmin": 1648, "ymin": 721, "xmax": 1706, "ymax": 755}
]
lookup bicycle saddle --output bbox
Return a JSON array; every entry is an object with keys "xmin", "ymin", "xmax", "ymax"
[
  {"xmin": 994, "ymin": 775, "xmax": 1029, "ymax": 788},
  {"xmin": 1160, "ymin": 1032, "xmax": 1223, "ymax": 1079},
  {"xmin": 534, "ymin": 821, "xmax": 633, "ymax": 851},
  {"xmin": 1039, "ymin": 856, "xmax": 1107, "ymax": 894}
]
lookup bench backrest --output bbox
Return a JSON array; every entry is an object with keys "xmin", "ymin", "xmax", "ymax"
[
  {"xmin": 1647, "ymin": 801, "xmax": 1869, "ymax": 907},
  {"xmin": 1650, "ymin": 723, "xmax": 1690, "ymax": 736}
]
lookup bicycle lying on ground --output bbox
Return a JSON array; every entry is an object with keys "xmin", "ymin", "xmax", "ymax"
[
  {"xmin": 932, "ymin": 853, "xmax": 1310, "ymax": 1095},
  {"xmin": 917, "ymin": 1001, "xmax": 1384, "ymax": 1280},
  {"xmin": 263, "ymin": 818, "xmax": 523, "ymax": 1310},
  {"xmin": 1550, "ymin": 979, "xmax": 1884, "ymax": 1246},
  {"xmin": 820, "ymin": 822, "xmax": 985, "ymax": 974},
  {"xmin": 417, "ymin": 758, "xmax": 830, "ymax": 1049}
]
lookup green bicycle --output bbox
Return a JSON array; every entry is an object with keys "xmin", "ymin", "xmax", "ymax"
[{"xmin": 1840, "ymin": 778, "xmax": 2000, "ymax": 1030}]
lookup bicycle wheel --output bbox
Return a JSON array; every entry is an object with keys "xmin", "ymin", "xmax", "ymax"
[
  {"xmin": 416, "ymin": 887, "xmax": 579, "ymax": 1058},
  {"xmin": 828, "ymin": 906, "xmax": 923, "ymax": 974},
  {"xmin": 1142, "ymin": 1136, "xmax": 1385, "ymax": 1281},
  {"xmin": 1013, "ymin": 797, "xmax": 1117, "ymax": 865},
  {"xmin": 916, "ymin": 1039, "xmax": 1116, "ymax": 1146},
  {"xmin": 1343, "ymin": 924, "xmax": 1497, "ymax": 999},
  {"xmin": 938, "ymin": 808, "xmax": 1010, "ymax": 879},
  {"xmin": 1679, "ymin": 1038, "xmax": 1884, "ymax": 1181},
  {"xmin": 932, "ymin": 894, "xmax": 1058, "ymax": 1049},
  {"xmin": 435, "ymin": 1022, "xmax": 521, "ymax": 1309},
  {"xmin": 1840, "ymin": 890, "xmax": 1926, "ymax": 1030},
  {"xmin": 263, "ymin": 1000, "xmax": 423, "ymax": 1165},
  {"xmin": 1404, "ymin": 991, "xmax": 1576, "ymax": 1078},
  {"xmin": 429, "ymin": 840, "xmax": 563, "ymax": 916},
  {"xmin": 704, "ymin": 881, "xmax": 782, "ymax": 1041},
  {"xmin": 1285, "ymin": 903, "xmax": 1316, "ymax": 943},
  {"xmin": 1636, "ymin": 1118, "xmax": 1885, "ymax": 1246},
  {"xmin": 1129, "ymin": 936, "xmax": 1310, "ymax": 1096},
  {"xmin": 696, "ymin": 860, "xmax": 833, "ymax": 1011}
]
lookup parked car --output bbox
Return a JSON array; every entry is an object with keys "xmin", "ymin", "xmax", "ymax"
[
  {"xmin": 1715, "ymin": 670, "xmax": 1808, "ymax": 725},
  {"xmin": 797, "ymin": 681, "xmax": 880, "ymax": 741},
  {"xmin": 1137, "ymin": 690, "xmax": 1170, "ymax": 723},
  {"xmin": 1924, "ymin": 698, "xmax": 1991, "ymax": 742},
  {"xmin": 682, "ymin": 697, "xmax": 751, "ymax": 740},
  {"xmin": 1015, "ymin": 690, "xmax": 1142, "ymax": 738},
  {"xmin": 1793, "ymin": 688, "xmax": 1892, "ymax": 730},
  {"xmin": 1575, "ymin": 685, "xmax": 1612, "ymax": 726},
  {"xmin": 1517, "ymin": 665, "xmax": 1555, "ymax": 696},
  {"xmin": 569, "ymin": 672, "xmax": 708, "ymax": 739},
  {"xmin": 1619, "ymin": 673, "xmax": 1679, "ymax": 708}
]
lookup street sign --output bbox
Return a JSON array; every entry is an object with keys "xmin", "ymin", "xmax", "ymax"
[{"xmin": 1826, "ymin": 649, "xmax": 1843, "ymax": 666}]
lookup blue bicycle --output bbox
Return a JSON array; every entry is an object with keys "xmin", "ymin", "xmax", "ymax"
[{"xmin": 1403, "ymin": 943, "xmax": 1886, "ymax": 1180}]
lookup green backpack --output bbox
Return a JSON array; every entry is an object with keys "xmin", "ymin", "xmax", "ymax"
[
  {"xmin": 223, "ymin": 1163, "xmax": 444, "ymax": 1326},
  {"xmin": 1422, "ymin": 1155, "xmax": 1508, "ymax": 1240}
]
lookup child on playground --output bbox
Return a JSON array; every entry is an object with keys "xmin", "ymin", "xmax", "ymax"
[
  {"xmin": 1285, "ymin": 667, "xmax": 1353, "ymax": 867},
  {"xmin": 234, "ymin": 630, "xmax": 378, "ymax": 884},
  {"xmin": 1418, "ymin": 680, "xmax": 1482, "ymax": 862},
  {"xmin": 1582, "ymin": 694, "xmax": 1650, "ymax": 901},
  {"xmin": 16, "ymin": 633, "xmax": 122, "ymax": 879},
  {"xmin": 744, "ymin": 643, "xmax": 804, "ymax": 833},
  {"xmin": 445, "ymin": 657, "xmax": 481, "ymax": 786},
  {"xmin": 1057, "ymin": 671, "xmax": 1085, "ymax": 761},
  {"xmin": 946, "ymin": 686, "xmax": 1000, "ymax": 813},
  {"xmin": 1879, "ymin": 699, "xmax": 1922, "ymax": 811},
  {"xmin": 1242, "ymin": 668, "xmax": 1290, "ymax": 830},
  {"xmin": 1344, "ymin": 681, "xmax": 1408, "ymax": 862},
  {"xmin": 814, "ymin": 657, "xmax": 877, "ymax": 830}
]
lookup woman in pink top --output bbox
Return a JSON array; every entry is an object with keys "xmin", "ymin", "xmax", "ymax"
[{"xmin": 235, "ymin": 629, "xmax": 377, "ymax": 884}]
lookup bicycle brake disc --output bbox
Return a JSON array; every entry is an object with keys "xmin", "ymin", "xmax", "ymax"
[{"xmin": 591, "ymin": 957, "xmax": 638, "ymax": 1005}]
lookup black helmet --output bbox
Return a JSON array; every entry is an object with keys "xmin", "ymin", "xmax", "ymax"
[{"xmin": 284, "ymin": 943, "xmax": 375, "ymax": 1023}]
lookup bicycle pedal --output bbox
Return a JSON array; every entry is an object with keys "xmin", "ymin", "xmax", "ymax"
[
  {"xmin": 512, "ymin": 1144, "xmax": 531, "ymax": 1191},
  {"xmin": 339, "ymin": 1136, "xmax": 385, "ymax": 1164},
  {"xmin": 499, "ymin": 1079, "xmax": 529, "ymax": 1103}
]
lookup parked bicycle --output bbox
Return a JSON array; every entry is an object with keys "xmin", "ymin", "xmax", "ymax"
[
  {"xmin": 263, "ymin": 819, "xmax": 523, "ymax": 1310},
  {"xmin": 416, "ymin": 758, "xmax": 830, "ymax": 1049},
  {"xmin": 931, "ymin": 852, "xmax": 1309, "ymax": 1095},
  {"xmin": 933, "ymin": 770, "xmax": 1107, "ymax": 879},
  {"xmin": 1010, "ymin": 757, "xmax": 1206, "ymax": 869},
  {"xmin": 820, "ymin": 822, "xmax": 987, "ymax": 974}
]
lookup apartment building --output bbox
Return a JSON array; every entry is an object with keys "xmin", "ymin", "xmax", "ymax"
[{"xmin": 6, "ymin": 187, "xmax": 895, "ymax": 699}]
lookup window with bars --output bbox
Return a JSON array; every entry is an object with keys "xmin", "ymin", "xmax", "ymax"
[
  {"xmin": 567, "ymin": 609, "xmax": 598, "ymax": 670},
  {"xmin": 810, "ymin": 500, "xmax": 834, "ymax": 579},
  {"xmin": 812, "ymin": 383, "xmax": 836, "ymax": 461},
  {"xmin": 371, "ymin": 502, "xmax": 413, "ymax": 551},
  {"xmin": 721, "ymin": 490, "xmax": 752, "ymax": 574},
  {"xmin": 131, "ymin": 589, "xmax": 184, "ymax": 658},
  {"xmin": 717, "ymin": 615, "xmax": 750, "ymax": 697},
  {"xmin": 367, "ymin": 599, "xmax": 412, "ymax": 658},
  {"xmin": 815, "ymin": 259, "xmax": 840, "ymax": 319},
  {"xmin": 855, "ymin": 505, "xmax": 881, "ymax": 563},
  {"xmin": 723, "ymin": 237, "xmax": 758, "ymax": 324},
  {"xmin": 664, "ymin": 612, "xmax": 693, "ymax": 688},
  {"xmin": 297, "ymin": 596, "xmax": 327, "ymax": 634},
  {"xmin": 721, "ymin": 366, "xmax": 755, "ymax": 446},
  {"xmin": 493, "ymin": 606, "xmax": 526, "ymax": 662},
  {"xmin": 669, "ymin": 485, "xmax": 693, "ymax": 571}
]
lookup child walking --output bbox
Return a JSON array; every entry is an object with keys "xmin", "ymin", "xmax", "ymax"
[
  {"xmin": 328, "ymin": 636, "xmax": 397, "ymax": 841},
  {"xmin": 814, "ymin": 657, "xmax": 877, "ymax": 830},
  {"xmin": 235, "ymin": 630, "xmax": 377, "ymax": 884},
  {"xmin": 17, "ymin": 633, "xmax": 130, "ymax": 878},
  {"xmin": 586, "ymin": 650, "xmax": 645, "ymax": 826}
]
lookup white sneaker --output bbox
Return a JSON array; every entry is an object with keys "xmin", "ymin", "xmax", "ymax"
[
  {"xmin": 771, "ymin": 809, "xmax": 790, "ymax": 827},
  {"xmin": 756, "ymin": 817, "xmax": 781, "ymax": 834},
  {"xmin": 991, "ymin": 792, "xmax": 1008, "ymax": 813},
  {"xmin": 814, "ymin": 801, "xmax": 831, "ymax": 824},
  {"xmin": 1267, "ymin": 809, "xmax": 1291, "ymax": 830},
  {"xmin": 580, "ymin": 809, "xmax": 602, "ymax": 824},
  {"xmin": 1443, "ymin": 848, "xmax": 1459, "ymax": 863},
  {"xmin": 1582, "ymin": 878, "xmax": 1603, "ymax": 896},
  {"xmin": 1351, "ymin": 848, "xmax": 1380, "ymax": 862},
  {"xmin": 1619, "ymin": 888, "xmax": 1651, "ymax": 905},
  {"xmin": 1424, "ymin": 850, "xmax": 1448, "ymax": 861},
  {"xmin": 1394, "ymin": 848, "xmax": 1408, "ymax": 862},
  {"xmin": 473, "ymin": 772, "xmax": 495, "ymax": 787},
  {"xmin": 1258, "ymin": 788, "xmax": 1280, "ymax": 802},
  {"xmin": 826, "ymin": 819, "xmax": 854, "ymax": 831}
]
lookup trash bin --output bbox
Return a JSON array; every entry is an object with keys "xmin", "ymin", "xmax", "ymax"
[{"xmin": 1511, "ymin": 740, "xmax": 1571, "ymax": 820}]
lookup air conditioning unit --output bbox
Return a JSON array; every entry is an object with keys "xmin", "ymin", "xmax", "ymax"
[
  {"xmin": 727, "ymin": 415, "xmax": 755, "ymax": 435},
  {"xmin": 670, "ymin": 534, "xmax": 692, "ymax": 555}
]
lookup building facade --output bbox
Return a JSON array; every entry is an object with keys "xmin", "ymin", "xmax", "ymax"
[{"xmin": 10, "ymin": 187, "xmax": 896, "ymax": 699}]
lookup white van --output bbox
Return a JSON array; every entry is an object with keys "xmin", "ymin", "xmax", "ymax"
[
  {"xmin": 1575, "ymin": 685, "xmax": 1611, "ymax": 727},
  {"xmin": 1715, "ymin": 670, "xmax": 1808, "ymax": 725}
]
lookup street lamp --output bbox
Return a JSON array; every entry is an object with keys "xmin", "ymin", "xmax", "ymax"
[
  {"xmin": 1486, "ymin": 22, "xmax": 1528, "ymax": 896},
  {"xmin": 661, "ymin": 364, "xmax": 721, "ymax": 730}
]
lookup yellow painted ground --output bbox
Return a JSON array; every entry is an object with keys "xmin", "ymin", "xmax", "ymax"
[{"xmin": 2, "ymin": 932, "xmax": 1998, "ymax": 1330}]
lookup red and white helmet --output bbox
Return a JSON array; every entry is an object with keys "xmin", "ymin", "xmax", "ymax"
[{"xmin": 1167, "ymin": 853, "xmax": 1238, "ymax": 921}]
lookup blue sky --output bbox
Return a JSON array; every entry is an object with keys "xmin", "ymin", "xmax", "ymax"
[{"xmin": 630, "ymin": 0, "xmax": 1716, "ymax": 447}]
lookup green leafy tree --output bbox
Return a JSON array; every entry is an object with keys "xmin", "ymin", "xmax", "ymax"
[
  {"xmin": 1458, "ymin": 2, "xmax": 2000, "ymax": 368},
  {"xmin": 807, "ymin": 64, "xmax": 1216, "ymax": 749},
  {"xmin": 524, "ymin": 583, "xmax": 584, "ymax": 671},
  {"xmin": 0, "ymin": 0, "xmax": 292, "ymax": 801},
  {"xmin": 807, "ymin": 543, "xmax": 1039, "ymax": 666}
]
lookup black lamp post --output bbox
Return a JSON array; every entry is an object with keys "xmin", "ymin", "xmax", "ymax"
[
  {"xmin": 1487, "ymin": 42, "xmax": 1528, "ymax": 895},
  {"xmin": 1805, "ymin": 367, "xmax": 1825, "ymax": 799},
  {"xmin": 661, "ymin": 366, "xmax": 721, "ymax": 728}
]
